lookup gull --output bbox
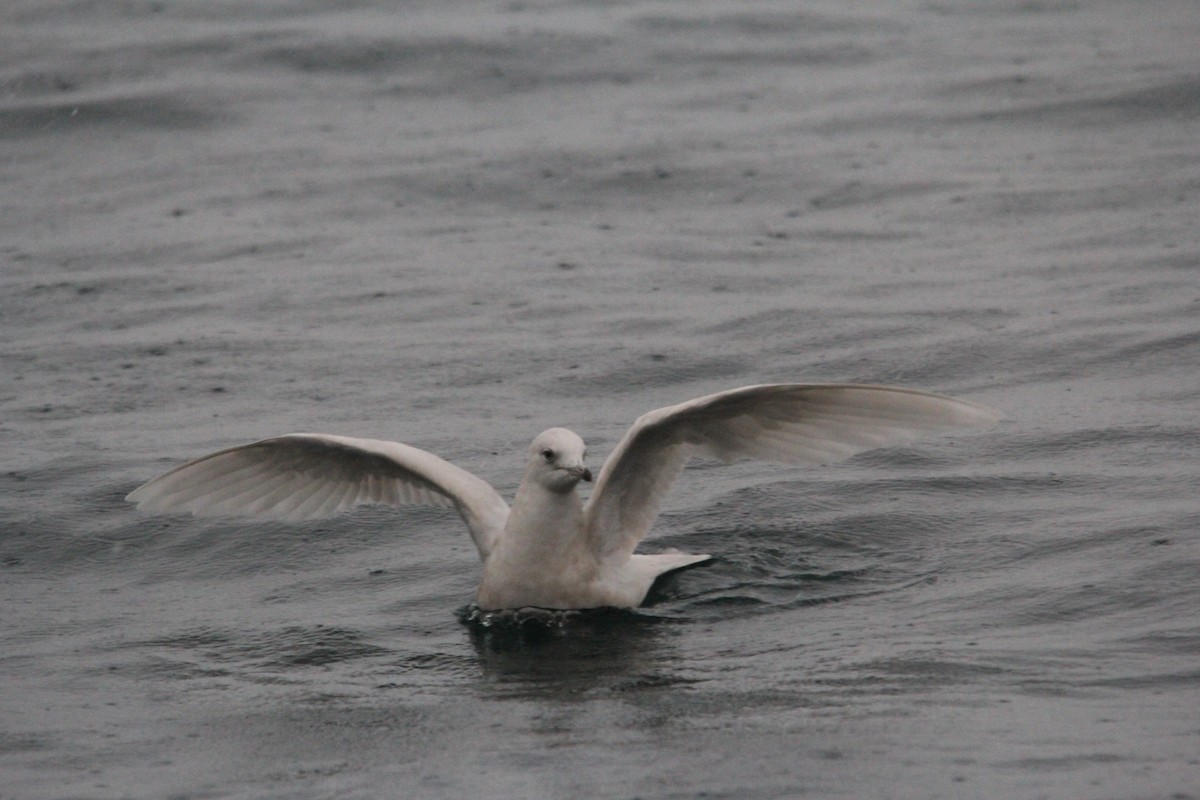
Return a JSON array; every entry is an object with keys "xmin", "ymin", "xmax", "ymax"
[{"xmin": 127, "ymin": 384, "xmax": 1000, "ymax": 611}]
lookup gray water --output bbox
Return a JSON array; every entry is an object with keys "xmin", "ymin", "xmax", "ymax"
[{"xmin": 3, "ymin": 1, "xmax": 1199, "ymax": 798}]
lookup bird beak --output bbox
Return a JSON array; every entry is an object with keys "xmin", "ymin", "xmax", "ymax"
[{"xmin": 570, "ymin": 466, "xmax": 593, "ymax": 482}]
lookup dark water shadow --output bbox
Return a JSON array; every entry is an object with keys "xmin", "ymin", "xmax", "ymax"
[{"xmin": 459, "ymin": 605, "xmax": 695, "ymax": 696}]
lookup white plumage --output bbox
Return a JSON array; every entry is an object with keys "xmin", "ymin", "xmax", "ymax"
[{"xmin": 127, "ymin": 383, "xmax": 1001, "ymax": 610}]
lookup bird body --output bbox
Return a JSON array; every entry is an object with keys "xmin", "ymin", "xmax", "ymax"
[{"xmin": 127, "ymin": 384, "xmax": 1000, "ymax": 611}]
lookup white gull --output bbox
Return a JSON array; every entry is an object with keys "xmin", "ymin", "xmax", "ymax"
[{"xmin": 127, "ymin": 383, "xmax": 1000, "ymax": 610}]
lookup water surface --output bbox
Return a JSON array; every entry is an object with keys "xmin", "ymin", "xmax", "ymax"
[{"xmin": 2, "ymin": 1, "xmax": 1198, "ymax": 798}]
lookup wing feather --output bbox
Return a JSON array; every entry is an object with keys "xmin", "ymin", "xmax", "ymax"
[
  {"xmin": 127, "ymin": 433, "xmax": 510, "ymax": 558},
  {"xmin": 585, "ymin": 384, "xmax": 1001, "ymax": 559}
]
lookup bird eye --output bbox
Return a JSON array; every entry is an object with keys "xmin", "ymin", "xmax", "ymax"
[{"xmin": 541, "ymin": 449, "xmax": 555, "ymax": 462}]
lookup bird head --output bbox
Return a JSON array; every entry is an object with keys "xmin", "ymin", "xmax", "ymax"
[{"xmin": 527, "ymin": 428, "xmax": 592, "ymax": 492}]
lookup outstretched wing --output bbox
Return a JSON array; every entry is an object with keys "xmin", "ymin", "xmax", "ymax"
[
  {"xmin": 126, "ymin": 433, "xmax": 510, "ymax": 559},
  {"xmin": 584, "ymin": 384, "xmax": 1001, "ymax": 560}
]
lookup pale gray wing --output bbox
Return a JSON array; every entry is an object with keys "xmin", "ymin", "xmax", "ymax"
[
  {"xmin": 126, "ymin": 433, "xmax": 509, "ymax": 559},
  {"xmin": 584, "ymin": 384, "xmax": 1002, "ymax": 560}
]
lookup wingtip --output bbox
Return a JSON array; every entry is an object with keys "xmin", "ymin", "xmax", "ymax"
[{"xmin": 965, "ymin": 400, "xmax": 1005, "ymax": 426}]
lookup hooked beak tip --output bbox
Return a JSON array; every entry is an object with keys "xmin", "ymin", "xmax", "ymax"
[{"xmin": 580, "ymin": 468, "xmax": 593, "ymax": 483}]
